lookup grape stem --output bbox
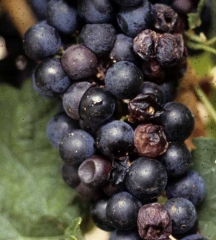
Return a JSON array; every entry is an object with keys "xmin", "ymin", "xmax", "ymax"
[
  {"xmin": 169, "ymin": 235, "xmax": 177, "ymax": 240},
  {"xmin": 194, "ymin": 85, "xmax": 216, "ymax": 124},
  {"xmin": 185, "ymin": 31, "xmax": 216, "ymax": 46},
  {"xmin": 1, "ymin": 0, "xmax": 37, "ymax": 36}
]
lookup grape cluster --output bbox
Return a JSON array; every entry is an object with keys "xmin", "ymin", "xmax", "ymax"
[{"xmin": 23, "ymin": 0, "xmax": 208, "ymax": 239}]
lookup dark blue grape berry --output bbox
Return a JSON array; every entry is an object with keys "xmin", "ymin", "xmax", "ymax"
[
  {"xmin": 46, "ymin": 0, "xmax": 79, "ymax": 35},
  {"xmin": 117, "ymin": 0, "xmax": 152, "ymax": 37},
  {"xmin": 62, "ymin": 163, "xmax": 80, "ymax": 188},
  {"xmin": 27, "ymin": 0, "xmax": 50, "ymax": 20},
  {"xmin": 161, "ymin": 102, "xmax": 195, "ymax": 142},
  {"xmin": 23, "ymin": 22, "xmax": 61, "ymax": 61},
  {"xmin": 91, "ymin": 198, "xmax": 115, "ymax": 232},
  {"xmin": 106, "ymin": 191, "xmax": 142, "ymax": 230},
  {"xmin": 158, "ymin": 80, "xmax": 178, "ymax": 103},
  {"xmin": 181, "ymin": 234, "xmax": 208, "ymax": 240},
  {"xmin": 110, "ymin": 34, "xmax": 138, "ymax": 63},
  {"xmin": 79, "ymin": 87, "xmax": 116, "ymax": 125},
  {"xmin": 112, "ymin": 0, "xmax": 142, "ymax": 7},
  {"xmin": 109, "ymin": 230, "xmax": 142, "ymax": 240},
  {"xmin": 159, "ymin": 142, "xmax": 191, "ymax": 177},
  {"xmin": 96, "ymin": 120, "xmax": 134, "ymax": 158},
  {"xmin": 164, "ymin": 197, "xmax": 197, "ymax": 235},
  {"xmin": 46, "ymin": 112, "xmax": 79, "ymax": 148},
  {"xmin": 34, "ymin": 58, "xmax": 71, "ymax": 95},
  {"xmin": 78, "ymin": 0, "xmax": 114, "ymax": 23},
  {"xmin": 105, "ymin": 61, "xmax": 143, "ymax": 99},
  {"xmin": 59, "ymin": 129, "xmax": 95, "ymax": 165},
  {"xmin": 166, "ymin": 170, "xmax": 206, "ymax": 206},
  {"xmin": 62, "ymin": 81, "xmax": 92, "ymax": 120},
  {"xmin": 125, "ymin": 157, "xmax": 167, "ymax": 200},
  {"xmin": 80, "ymin": 24, "xmax": 116, "ymax": 56}
]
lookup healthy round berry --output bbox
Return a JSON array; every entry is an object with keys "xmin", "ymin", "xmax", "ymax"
[
  {"xmin": 34, "ymin": 58, "xmax": 71, "ymax": 96},
  {"xmin": 62, "ymin": 81, "xmax": 92, "ymax": 120},
  {"xmin": 106, "ymin": 191, "xmax": 142, "ymax": 230},
  {"xmin": 59, "ymin": 129, "xmax": 95, "ymax": 165},
  {"xmin": 23, "ymin": 22, "xmax": 61, "ymax": 61},
  {"xmin": 62, "ymin": 163, "xmax": 80, "ymax": 188},
  {"xmin": 110, "ymin": 34, "xmax": 138, "ymax": 63},
  {"xmin": 166, "ymin": 170, "xmax": 206, "ymax": 206},
  {"xmin": 181, "ymin": 234, "xmax": 208, "ymax": 240},
  {"xmin": 91, "ymin": 198, "xmax": 115, "ymax": 232},
  {"xmin": 61, "ymin": 45, "xmax": 98, "ymax": 80},
  {"xmin": 46, "ymin": 112, "xmax": 79, "ymax": 149},
  {"xmin": 80, "ymin": 24, "xmax": 116, "ymax": 56},
  {"xmin": 164, "ymin": 197, "xmax": 197, "ymax": 235},
  {"xmin": 78, "ymin": 0, "xmax": 114, "ymax": 23},
  {"xmin": 79, "ymin": 87, "xmax": 116, "ymax": 125},
  {"xmin": 117, "ymin": 0, "xmax": 152, "ymax": 37},
  {"xmin": 161, "ymin": 102, "xmax": 195, "ymax": 142},
  {"xmin": 159, "ymin": 142, "xmax": 191, "ymax": 177},
  {"xmin": 109, "ymin": 230, "xmax": 142, "ymax": 240},
  {"xmin": 125, "ymin": 157, "xmax": 167, "ymax": 200},
  {"xmin": 46, "ymin": 0, "xmax": 79, "ymax": 35},
  {"xmin": 105, "ymin": 61, "xmax": 143, "ymax": 99},
  {"xmin": 96, "ymin": 120, "xmax": 134, "ymax": 158}
]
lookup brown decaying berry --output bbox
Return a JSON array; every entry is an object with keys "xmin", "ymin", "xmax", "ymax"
[
  {"xmin": 128, "ymin": 94, "xmax": 164, "ymax": 123},
  {"xmin": 153, "ymin": 4, "xmax": 178, "ymax": 33},
  {"xmin": 134, "ymin": 123, "xmax": 168, "ymax": 158},
  {"xmin": 137, "ymin": 203, "xmax": 172, "ymax": 240}
]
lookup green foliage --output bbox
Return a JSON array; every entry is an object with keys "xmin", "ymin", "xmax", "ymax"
[
  {"xmin": 0, "ymin": 81, "xmax": 85, "ymax": 239},
  {"xmin": 188, "ymin": 0, "xmax": 206, "ymax": 30},
  {"xmin": 192, "ymin": 138, "xmax": 216, "ymax": 239}
]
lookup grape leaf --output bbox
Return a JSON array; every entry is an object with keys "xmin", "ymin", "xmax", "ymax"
[
  {"xmin": 0, "ymin": 81, "xmax": 85, "ymax": 239},
  {"xmin": 191, "ymin": 137, "xmax": 216, "ymax": 239}
]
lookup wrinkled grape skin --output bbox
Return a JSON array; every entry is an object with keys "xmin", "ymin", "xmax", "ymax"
[
  {"xmin": 61, "ymin": 45, "xmax": 98, "ymax": 80},
  {"xmin": 106, "ymin": 191, "xmax": 142, "ymax": 230},
  {"xmin": 164, "ymin": 197, "xmax": 197, "ymax": 235},
  {"xmin": 125, "ymin": 157, "xmax": 167, "ymax": 200},
  {"xmin": 46, "ymin": 0, "xmax": 79, "ymax": 34},
  {"xmin": 46, "ymin": 112, "xmax": 79, "ymax": 149},
  {"xmin": 105, "ymin": 61, "xmax": 143, "ymax": 99},
  {"xmin": 166, "ymin": 170, "xmax": 206, "ymax": 206},
  {"xmin": 59, "ymin": 129, "xmax": 95, "ymax": 165},
  {"xmin": 23, "ymin": 22, "xmax": 61, "ymax": 61},
  {"xmin": 96, "ymin": 120, "xmax": 134, "ymax": 158}
]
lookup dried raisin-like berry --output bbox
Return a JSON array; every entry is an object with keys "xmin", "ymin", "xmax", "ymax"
[
  {"xmin": 137, "ymin": 203, "xmax": 172, "ymax": 240},
  {"xmin": 134, "ymin": 123, "xmax": 168, "ymax": 158},
  {"xmin": 156, "ymin": 33, "xmax": 184, "ymax": 67},
  {"xmin": 133, "ymin": 30, "xmax": 158, "ymax": 61},
  {"xmin": 153, "ymin": 4, "xmax": 178, "ymax": 33},
  {"xmin": 128, "ymin": 94, "xmax": 164, "ymax": 123}
]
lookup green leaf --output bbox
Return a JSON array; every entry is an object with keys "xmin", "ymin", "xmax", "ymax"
[
  {"xmin": 188, "ymin": 0, "xmax": 206, "ymax": 30},
  {"xmin": 191, "ymin": 137, "xmax": 216, "ymax": 239},
  {"xmin": 0, "ymin": 81, "xmax": 85, "ymax": 239}
]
